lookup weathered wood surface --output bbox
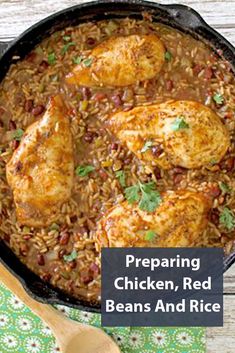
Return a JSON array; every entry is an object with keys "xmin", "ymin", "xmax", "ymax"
[{"xmin": 0, "ymin": 0, "xmax": 234, "ymax": 352}]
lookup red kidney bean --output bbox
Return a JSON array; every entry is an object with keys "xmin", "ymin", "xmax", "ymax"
[
  {"xmin": 89, "ymin": 262, "xmax": 99, "ymax": 276},
  {"xmin": 11, "ymin": 140, "xmax": 20, "ymax": 150},
  {"xmin": 111, "ymin": 94, "xmax": 122, "ymax": 107},
  {"xmin": 99, "ymin": 169, "xmax": 108, "ymax": 180},
  {"xmin": 37, "ymin": 254, "xmax": 45, "ymax": 266},
  {"xmin": 210, "ymin": 209, "xmax": 220, "ymax": 226},
  {"xmin": 172, "ymin": 166, "xmax": 186, "ymax": 174},
  {"xmin": 223, "ymin": 157, "xmax": 235, "ymax": 171},
  {"xmin": 69, "ymin": 260, "xmax": 77, "ymax": 269},
  {"xmin": 38, "ymin": 60, "xmax": 49, "ymax": 73},
  {"xmin": 32, "ymin": 105, "xmax": 45, "ymax": 116},
  {"xmin": 24, "ymin": 99, "xmax": 34, "ymax": 113},
  {"xmin": 152, "ymin": 145, "xmax": 164, "ymax": 157},
  {"xmin": 58, "ymin": 249, "xmax": 66, "ymax": 259},
  {"xmin": 193, "ymin": 64, "xmax": 203, "ymax": 75},
  {"xmin": 26, "ymin": 52, "xmax": 38, "ymax": 63},
  {"xmin": 207, "ymin": 185, "xmax": 221, "ymax": 199},
  {"xmin": 70, "ymin": 215, "xmax": 77, "ymax": 223},
  {"xmin": 9, "ymin": 120, "xmax": 16, "ymax": 130},
  {"xmin": 82, "ymin": 87, "xmax": 91, "ymax": 100},
  {"xmin": 111, "ymin": 142, "xmax": 118, "ymax": 151},
  {"xmin": 83, "ymin": 131, "xmax": 97, "ymax": 143},
  {"xmin": 81, "ymin": 274, "xmax": 93, "ymax": 285},
  {"xmin": 204, "ymin": 67, "xmax": 213, "ymax": 80},
  {"xmin": 86, "ymin": 37, "xmax": 96, "ymax": 46},
  {"xmin": 15, "ymin": 161, "xmax": 23, "ymax": 173},
  {"xmin": 166, "ymin": 79, "xmax": 173, "ymax": 91},
  {"xmin": 93, "ymin": 92, "xmax": 107, "ymax": 101},
  {"xmin": 173, "ymin": 173, "xmax": 184, "ymax": 184},
  {"xmin": 59, "ymin": 232, "xmax": 70, "ymax": 246},
  {"xmin": 41, "ymin": 273, "xmax": 52, "ymax": 282},
  {"xmin": 153, "ymin": 167, "xmax": 161, "ymax": 179}
]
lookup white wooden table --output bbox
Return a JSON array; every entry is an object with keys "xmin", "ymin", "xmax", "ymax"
[{"xmin": 0, "ymin": 1, "xmax": 234, "ymax": 352}]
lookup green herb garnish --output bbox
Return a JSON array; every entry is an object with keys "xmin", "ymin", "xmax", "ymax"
[
  {"xmin": 145, "ymin": 230, "xmax": 156, "ymax": 241},
  {"xmin": 63, "ymin": 250, "xmax": 77, "ymax": 262},
  {"xmin": 115, "ymin": 170, "xmax": 126, "ymax": 187},
  {"xmin": 213, "ymin": 93, "xmax": 224, "ymax": 105},
  {"xmin": 125, "ymin": 181, "xmax": 162, "ymax": 212},
  {"xmin": 50, "ymin": 223, "xmax": 60, "ymax": 231},
  {"xmin": 219, "ymin": 182, "xmax": 231, "ymax": 194},
  {"xmin": 141, "ymin": 140, "xmax": 153, "ymax": 153},
  {"xmin": 165, "ymin": 51, "xmax": 172, "ymax": 61},
  {"xmin": 61, "ymin": 42, "xmax": 75, "ymax": 55},
  {"xmin": 219, "ymin": 207, "xmax": 235, "ymax": 230},
  {"xmin": 73, "ymin": 56, "xmax": 83, "ymax": 65},
  {"xmin": 48, "ymin": 52, "xmax": 56, "ymax": 65},
  {"xmin": 63, "ymin": 35, "xmax": 71, "ymax": 42},
  {"xmin": 75, "ymin": 165, "xmax": 95, "ymax": 177},
  {"xmin": 13, "ymin": 129, "xmax": 24, "ymax": 141},
  {"xmin": 171, "ymin": 117, "xmax": 189, "ymax": 131},
  {"xmin": 83, "ymin": 58, "xmax": 93, "ymax": 67}
]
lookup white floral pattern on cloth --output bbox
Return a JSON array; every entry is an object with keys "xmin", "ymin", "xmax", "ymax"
[{"xmin": 0, "ymin": 282, "xmax": 205, "ymax": 353}]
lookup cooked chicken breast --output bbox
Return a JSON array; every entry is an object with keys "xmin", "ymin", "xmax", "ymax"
[
  {"xmin": 108, "ymin": 100, "xmax": 230, "ymax": 169},
  {"xmin": 6, "ymin": 96, "xmax": 74, "ymax": 228},
  {"xmin": 96, "ymin": 190, "xmax": 211, "ymax": 250},
  {"xmin": 66, "ymin": 34, "xmax": 165, "ymax": 87}
]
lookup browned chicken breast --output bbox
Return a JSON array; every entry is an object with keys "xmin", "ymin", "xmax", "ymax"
[
  {"xmin": 108, "ymin": 100, "xmax": 230, "ymax": 169},
  {"xmin": 66, "ymin": 34, "xmax": 165, "ymax": 87},
  {"xmin": 96, "ymin": 190, "xmax": 211, "ymax": 250},
  {"xmin": 6, "ymin": 96, "xmax": 74, "ymax": 228}
]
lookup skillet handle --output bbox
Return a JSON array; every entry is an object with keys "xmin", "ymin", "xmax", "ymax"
[{"xmin": 0, "ymin": 41, "xmax": 11, "ymax": 56}]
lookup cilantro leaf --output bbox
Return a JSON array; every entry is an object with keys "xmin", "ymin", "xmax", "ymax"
[
  {"xmin": 125, "ymin": 184, "xmax": 140, "ymax": 204},
  {"xmin": 145, "ymin": 230, "xmax": 156, "ymax": 241},
  {"xmin": 141, "ymin": 140, "xmax": 153, "ymax": 153},
  {"xmin": 61, "ymin": 42, "xmax": 75, "ymax": 55},
  {"xmin": 165, "ymin": 51, "xmax": 172, "ymax": 61},
  {"xmin": 75, "ymin": 165, "xmax": 95, "ymax": 177},
  {"xmin": 73, "ymin": 56, "xmax": 83, "ymax": 65},
  {"xmin": 63, "ymin": 250, "xmax": 77, "ymax": 262},
  {"xmin": 63, "ymin": 35, "xmax": 71, "ymax": 42},
  {"xmin": 125, "ymin": 181, "xmax": 162, "ymax": 212},
  {"xmin": 83, "ymin": 58, "xmax": 93, "ymax": 67},
  {"xmin": 219, "ymin": 207, "xmax": 235, "ymax": 230},
  {"xmin": 139, "ymin": 181, "xmax": 162, "ymax": 212},
  {"xmin": 48, "ymin": 52, "xmax": 56, "ymax": 65},
  {"xmin": 13, "ymin": 129, "xmax": 24, "ymax": 141},
  {"xmin": 213, "ymin": 93, "xmax": 224, "ymax": 105},
  {"xmin": 219, "ymin": 182, "xmax": 231, "ymax": 194},
  {"xmin": 171, "ymin": 117, "xmax": 189, "ymax": 131},
  {"xmin": 115, "ymin": 170, "xmax": 126, "ymax": 187},
  {"xmin": 210, "ymin": 159, "xmax": 218, "ymax": 165}
]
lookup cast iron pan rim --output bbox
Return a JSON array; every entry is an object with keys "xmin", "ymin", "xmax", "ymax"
[{"xmin": 0, "ymin": 0, "xmax": 234, "ymax": 312}]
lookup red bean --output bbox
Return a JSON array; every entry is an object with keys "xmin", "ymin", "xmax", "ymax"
[
  {"xmin": 38, "ymin": 60, "xmax": 49, "ymax": 73},
  {"xmin": 193, "ymin": 64, "xmax": 203, "ymax": 75},
  {"xmin": 210, "ymin": 209, "xmax": 220, "ymax": 225},
  {"xmin": 37, "ymin": 254, "xmax": 45, "ymax": 266},
  {"xmin": 82, "ymin": 87, "xmax": 91, "ymax": 100},
  {"xmin": 93, "ymin": 92, "xmax": 107, "ymax": 101},
  {"xmin": 24, "ymin": 99, "xmax": 34, "ymax": 113},
  {"xmin": 26, "ymin": 52, "xmax": 38, "ymax": 63},
  {"xmin": 111, "ymin": 94, "xmax": 122, "ymax": 107},
  {"xmin": 83, "ymin": 131, "xmax": 97, "ymax": 143},
  {"xmin": 86, "ymin": 37, "xmax": 96, "ymax": 46},
  {"xmin": 58, "ymin": 249, "xmax": 66, "ymax": 259},
  {"xmin": 207, "ymin": 185, "xmax": 221, "ymax": 199},
  {"xmin": 11, "ymin": 140, "xmax": 19, "ymax": 150},
  {"xmin": 204, "ymin": 67, "xmax": 213, "ymax": 80},
  {"xmin": 172, "ymin": 166, "xmax": 186, "ymax": 174},
  {"xmin": 89, "ymin": 262, "xmax": 99, "ymax": 275},
  {"xmin": 152, "ymin": 145, "xmax": 163, "ymax": 157},
  {"xmin": 70, "ymin": 215, "xmax": 77, "ymax": 223},
  {"xmin": 70, "ymin": 260, "xmax": 77, "ymax": 269},
  {"xmin": 173, "ymin": 174, "xmax": 184, "ymax": 184},
  {"xmin": 153, "ymin": 167, "xmax": 161, "ymax": 179},
  {"xmin": 111, "ymin": 143, "xmax": 118, "ymax": 151},
  {"xmin": 32, "ymin": 105, "xmax": 45, "ymax": 116},
  {"xmin": 99, "ymin": 169, "xmax": 108, "ymax": 180},
  {"xmin": 223, "ymin": 157, "xmax": 235, "ymax": 171},
  {"xmin": 166, "ymin": 79, "xmax": 173, "ymax": 91},
  {"xmin": 41, "ymin": 273, "xmax": 52, "ymax": 282},
  {"xmin": 59, "ymin": 232, "xmax": 70, "ymax": 246},
  {"xmin": 9, "ymin": 120, "xmax": 16, "ymax": 130}
]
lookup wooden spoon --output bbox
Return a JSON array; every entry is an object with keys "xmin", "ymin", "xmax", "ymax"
[{"xmin": 0, "ymin": 263, "xmax": 121, "ymax": 353}]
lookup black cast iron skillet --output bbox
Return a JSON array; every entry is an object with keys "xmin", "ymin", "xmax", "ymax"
[{"xmin": 0, "ymin": 0, "xmax": 234, "ymax": 313}]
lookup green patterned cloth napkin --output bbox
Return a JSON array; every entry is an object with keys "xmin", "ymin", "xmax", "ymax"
[{"xmin": 0, "ymin": 282, "xmax": 205, "ymax": 353}]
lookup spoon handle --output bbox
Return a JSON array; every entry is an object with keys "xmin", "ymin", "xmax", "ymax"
[{"xmin": 0, "ymin": 263, "xmax": 68, "ymax": 331}]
